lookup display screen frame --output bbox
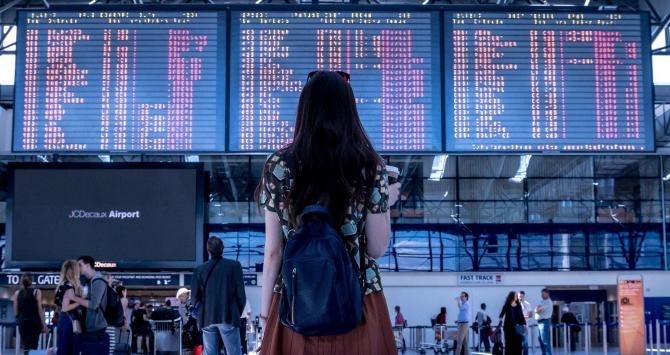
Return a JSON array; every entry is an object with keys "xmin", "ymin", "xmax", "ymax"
[
  {"xmin": 227, "ymin": 7, "xmax": 445, "ymax": 154},
  {"xmin": 12, "ymin": 7, "xmax": 228, "ymax": 154},
  {"xmin": 442, "ymin": 9, "xmax": 655, "ymax": 154},
  {"xmin": 5, "ymin": 162, "xmax": 205, "ymax": 270},
  {"xmin": 11, "ymin": 5, "xmax": 655, "ymax": 155}
]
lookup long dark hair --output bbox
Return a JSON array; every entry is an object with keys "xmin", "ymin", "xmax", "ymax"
[
  {"xmin": 505, "ymin": 291, "xmax": 518, "ymax": 306},
  {"xmin": 256, "ymin": 71, "xmax": 381, "ymax": 227}
]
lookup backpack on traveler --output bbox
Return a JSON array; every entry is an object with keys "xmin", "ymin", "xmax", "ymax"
[
  {"xmin": 93, "ymin": 278, "xmax": 125, "ymax": 327},
  {"xmin": 278, "ymin": 151, "xmax": 364, "ymax": 336}
]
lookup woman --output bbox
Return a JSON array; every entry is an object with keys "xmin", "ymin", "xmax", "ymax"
[
  {"xmin": 499, "ymin": 291, "xmax": 527, "ymax": 355},
  {"xmin": 13, "ymin": 273, "xmax": 47, "ymax": 355},
  {"xmin": 256, "ymin": 71, "xmax": 401, "ymax": 354},
  {"xmin": 394, "ymin": 305, "xmax": 406, "ymax": 327},
  {"xmin": 115, "ymin": 285, "xmax": 130, "ymax": 348},
  {"xmin": 54, "ymin": 260, "xmax": 84, "ymax": 355}
]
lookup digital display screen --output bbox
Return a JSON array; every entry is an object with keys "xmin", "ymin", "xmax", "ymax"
[
  {"xmin": 13, "ymin": 7, "xmax": 654, "ymax": 154},
  {"xmin": 13, "ymin": 10, "xmax": 225, "ymax": 153},
  {"xmin": 445, "ymin": 11, "xmax": 653, "ymax": 152},
  {"xmin": 7, "ymin": 165, "xmax": 204, "ymax": 269},
  {"xmin": 229, "ymin": 10, "xmax": 442, "ymax": 152}
]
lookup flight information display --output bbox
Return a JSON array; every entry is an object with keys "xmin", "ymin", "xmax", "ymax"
[
  {"xmin": 13, "ymin": 7, "xmax": 653, "ymax": 154},
  {"xmin": 445, "ymin": 11, "xmax": 653, "ymax": 152},
  {"xmin": 13, "ymin": 10, "xmax": 225, "ymax": 152},
  {"xmin": 229, "ymin": 11, "xmax": 442, "ymax": 152}
]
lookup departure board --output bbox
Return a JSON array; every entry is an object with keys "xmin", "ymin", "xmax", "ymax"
[
  {"xmin": 229, "ymin": 11, "xmax": 442, "ymax": 152},
  {"xmin": 13, "ymin": 10, "xmax": 225, "ymax": 152},
  {"xmin": 445, "ymin": 11, "xmax": 653, "ymax": 152}
]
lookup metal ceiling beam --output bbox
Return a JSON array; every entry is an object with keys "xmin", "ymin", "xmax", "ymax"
[
  {"xmin": 0, "ymin": 0, "xmax": 25, "ymax": 16},
  {"xmin": 653, "ymin": 11, "xmax": 670, "ymax": 42},
  {"xmin": 643, "ymin": 0, "xmax": 661, "ymax": 22}
]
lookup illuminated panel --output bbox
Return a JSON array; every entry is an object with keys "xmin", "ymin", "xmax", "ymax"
[
  {"xmin": 13, "ymin": 10, "xmax": 224, "ymax": 152},
  {"xmin": 446, "ymin": 12, "xmax": 653, "ymax": 152},
  {"xmin": 230, "ymin": 11, "xmax": 442, "ymax": 152}
]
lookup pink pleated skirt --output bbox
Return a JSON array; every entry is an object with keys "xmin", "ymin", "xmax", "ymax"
[{"xmin": 259, "ymin": 291, "xmax": 397, "ymax": 355}]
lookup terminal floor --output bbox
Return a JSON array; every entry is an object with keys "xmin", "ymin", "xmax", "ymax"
[
  {"xmin": 0, "ymin": 348, "xmax": 629, "ymax": 354},
  {"xmin": 397, "ymin": 349, "xmax": 622, "ymax": 355}
]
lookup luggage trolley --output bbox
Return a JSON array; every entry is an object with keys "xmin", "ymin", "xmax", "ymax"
[
  {"xmin": 150, "ymin": 318, "xmax": 183, "ymax": 355},
  {"xmin": 419, "ymin": 324, "xmax": 457, "ymax": 354},
  {"xmin": 407, "ymin": 325, "xmax": 429, "ymax": 352}
]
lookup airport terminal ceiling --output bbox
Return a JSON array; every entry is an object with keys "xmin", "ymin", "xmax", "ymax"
[
  {"xmin": 0, "ymin": 0, "xmax": 669, "ymax": 271},
  {"xmin": 0, "ymin": 4, "xmax": 665, "ymax": 153}
]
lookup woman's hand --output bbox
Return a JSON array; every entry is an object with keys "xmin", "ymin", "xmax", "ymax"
[{"xmin": 388, "ymin": 182, "xmax": 401, "ymax": 206}]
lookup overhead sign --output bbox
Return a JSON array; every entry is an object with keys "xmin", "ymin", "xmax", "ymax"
[
  {"xmin": 0, "ymin": 272, "xmax": 179, "ymax": 287},
  {"xmin": 457, "ymin": 273, "xmax": 504, "ymax": 286},
  {"xmin": 0, "ymin": 272, "xmax": 61, "ymax": 286},
  {"xmin": 114, "ymin": 274, "xmax": 180, "ymax": 287},
  {"xmin": 617, "ymin": 275, "xmax": 646, "ymax": 355},
  {"xmin": 183, "ymin": 273, "xmax": 258, "ymax": 287}
]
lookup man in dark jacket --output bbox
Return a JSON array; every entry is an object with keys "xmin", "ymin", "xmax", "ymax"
[
  {"xmin": 192, "ymin": 236, "xmax": 246, "ymax": 355},
  {"xmin": 560, "ymin": 306, "xmax": 581, "ymax": 352}
]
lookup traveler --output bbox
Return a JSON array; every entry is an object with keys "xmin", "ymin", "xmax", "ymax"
[
  {"xmin": 436, "ymin": 307, "xmax": 447, "ymax": 325},
  {"xmin": 131, "ymin": 302, "xmax": 152, "ymax": 354},
  {"xmin": 394, "ymin": 305, "xmax": 407, "ymax": 351},
  {"xmin": 255, "ymin": 71, "xmax": 400, "ymax": 354},
  {"xmin": 151, "ymin": 300, "xmax": 180, "ymax": 321},
  {"xmin": 535, "ymin": 288, "xmax": 553, "ymax": 355},
  {"xmin": 176, "ymin": 288, "xmax": 202, "ymax": 353},
  {"xmin": 560, "ymin": 306, "xmax": 580, "ymax": 352},
  {"xmin": 518, "ymin": 291, "xmax": 532, "ymax": 355},
  {"xmin": 54, "ymin": 260, "xmax": 85, "ymax": 355},
  {"xmin": 70, "ymin": 256, "xmax": 110, "ymax": 354},
  {"xmin": 475, "ymin": 303, "xmax": 492, "ymax": 352},
  {"xmin": 115, "ymin": 286, "xmax": 129, "ymax": 330},
  {"xmin": 12, "ymin": 273, "xmax": 47, "ymax": 355},
  {"xmin": 394, "ymin": 305, "xmax": 406, "ymax": 327},
  {"xmin": 455, "ymin": 291, "xmax": 471, "ymax": 355},
  {"xmin": 240, "ymin": 301, "xmax": 252, "ymax": 355},
  {"xmin": 115, "ymin": 285, "xmax": 130, "ymax": 351},
  {"xmin": 191, "ymin": 236, "xmax": 246, "ymax": 355},
  {"xmin": 499, "ymin": 291, "xmax": 526, "ymax": 355},
  {"xmin": 176, "ymin": 288, "xmax": 190, "ymax": 320}
]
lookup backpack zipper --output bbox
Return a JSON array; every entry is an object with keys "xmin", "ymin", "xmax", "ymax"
[{"xmin": 291, "ymin": 267, "xmax": 297, "ymax": 324}]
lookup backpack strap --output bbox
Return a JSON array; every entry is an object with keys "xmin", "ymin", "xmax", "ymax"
[
  {"xmin": 299, "ymin": 204, "xmax": 330, "ymax": 223},
  {"xmin": 199, "ymin": 258, "xmax": 221, "ymax": 312},
  {"xmin": 203, "ymin": 258, "xmax": 221, "ymax": 290}
]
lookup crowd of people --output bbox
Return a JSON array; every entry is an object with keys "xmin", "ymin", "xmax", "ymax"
[
  {"xmin": 391, "ymin": 288, "xmax": 565, "ymax": 355},
  {"xmin": 11, "ymin": 240, "xmax": 249, "ymax": 355}
]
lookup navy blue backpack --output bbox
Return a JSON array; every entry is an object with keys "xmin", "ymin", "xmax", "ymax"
[{"xmin": 278, "ymin": 151, "xmax": 364, "ymax": 336}]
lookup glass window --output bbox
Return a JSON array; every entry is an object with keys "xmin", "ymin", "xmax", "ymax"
[
  {"xmin": 459, "ymin": 179, "xmax": 523, "ymax": 201},
  {"xmin": 459, "ymin": 201, "xmax": 525, "ymax": 224},
  {"xmin": 528, "ymin": 178, "xmax": 594, "ymax": 200},
  {"xmin": 527, "ymin": 156, "xmax": 593, "ymax": 178},
  {"xmin": 528, "ymin": 201, "xmax": 595, "ymax": 224},
  {"xmin": 209, "ymin": 229, "xmax": 265, "ymax": 272},
  {"xmin": 457, "ymin": 156, "xmax": 520, "ymax": 178},
  {"xmin": 594, "ymin": 156, "xmax": 659, "ymax": 178},
  {"xmin": 653, "ymin": 55, "xmax": 670, "ymax": 85},
  {"xmin": 388, "ymin": 155, "xmax": 456, "ymax": 178}
]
